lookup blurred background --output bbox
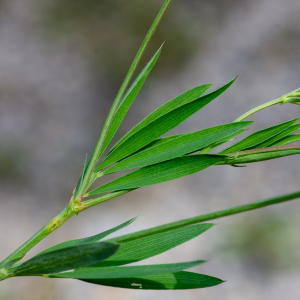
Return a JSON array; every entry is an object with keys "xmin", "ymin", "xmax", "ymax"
[{"xmin": 0, "ymin": 0, "xmax": 300, "ymax": 299}]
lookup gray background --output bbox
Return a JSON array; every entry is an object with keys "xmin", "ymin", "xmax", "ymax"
[{"xmin": 0, "ymin": 0, "xmax": 300, "ymax": 299}]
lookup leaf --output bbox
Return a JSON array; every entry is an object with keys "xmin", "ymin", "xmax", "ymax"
[
  {"xmin": 221, "ymin": 149, "xmax": 300, "ymax": 165},
  {"xmin": 103, "ymin": 121, "xmax": 253, "ymax": 175},
  {"xmin": 74, "ymin": 0, "xmax": 172, "ymax": 198},
  {"xmin": 80, "ymin": 271, "xmax": 223, "ymax": 289},
  {"xmin": 103, "ymin": 134, "xmax": 182, "ymax": 165},
  {"xmin": 11, "ymin": 242, "xmax": 120, "ymax": 276},
  {"xmin": 100, "ymin": 47, "xmax": 162, "ymax": 156},
  {"xmin": 104, "ymin": 83, "xmax": 211, "ymax": 157},
  {"xmin": 87, "ymin": 154, "xmax": 225, "ymax": 196},
  {"xmin": 205, "ymin": 129, "xmax": 247, "ymax": 151},
  {"xmin": 254, "ymin": 123, "xmax": 300, "ymax": 148},
  {"xmin": 268, "ymin": 134, "xmax": 300, "ymax": 147},
  {"xmin": 95, "ymin": 84, "xmax": 211, "ymax": 172},
  {"xmin": 95, "ymin": 78, "xmax": 236, "ymax": 171},
  {"xmin": 37, "ymin": 217, "xmax": 137, "ymax": 256},
  {"xmin": 48, "ymin": 260, "xmax": 206, "ymax": 279},
  {"xmin": 73, "ymin": 154, "xmax": 90, "ymax": 200},
  {"xmin": 89, "ymin": 223, "xmax": 214, "ymax": 267},
  {"xmin": 200, "ymin": 128, "xmax": 248, "ymax": 154},
  {"xmin": 220, "ymin": 118, "xmax": 297, "ymax": 154}
]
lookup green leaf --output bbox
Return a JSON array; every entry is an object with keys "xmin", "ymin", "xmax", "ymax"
[
  {"xmin": 103, "ymin": 121, "xmax": 253, "ymax": 175},
  {"xmin": 75, "ymin": 0, "xmax": 172, "ymax": 198},
  {"xmin": 268, "ymin": 134, "xmax": 300, "ymax": 147},
  {"xmin": 73, "ymin": 154, "xmax": 90, "ymax": 200},
  {"xmin": 95, "ymin": 78, "xmax": 236, "ymax": 171},
  {"xmin": 48, "ymin": 260, "xmax": 206, "ymax": 279},
  {"xmin": 87, "ymin": 154, "xmax": 225, "ymax": 196},
  {"xmin": 90, "ymin": 223, "xmax": 214, "ymax": 267},
  {"xmin": 221, "ymin": 149, "xmax": 300, "ymax": 165},
  {"xmin": 200, "ymin": 128, "xmax": 248, "ymax": 154},
  {"xmin": 37, "ymin": 217, "xmax": 137, "ymax": 256},
  {"xmin": 254, "ymin": 123, "xmax": 300, "ymax": 148},
  {"xmin": 220, "ymin": 118, "xmax": 298, "ymax": 154},
  {"xmin": 80, "ymin": 271, "xmax": 223, "ymax": 289},
  {"xmin": 104, "ymin": 83, "xmax": 211, "ymax": 158},
  {"xmin": 100, "ymin": 47, "xmax": 162, "ymax": 155},
  {"xmin": 11, "ymin": 242, "xmax": 120, "ymax": 276}
]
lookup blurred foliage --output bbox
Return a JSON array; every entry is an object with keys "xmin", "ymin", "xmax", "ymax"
[
  {"xmin": 39, "ymin": 0, "xmax": 209, "ymax": 88},
  {"xmin": 0, "ymin": 147, "xmax": 24, "ymax": 181},
  {"xmin": 217, "ymin": 214, "xmax": 299, "ymax": 274}
]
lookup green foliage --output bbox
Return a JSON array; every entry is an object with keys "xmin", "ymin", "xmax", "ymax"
[
  {"xmin": 11, "ymin": 242, "xmax": 120, "ymax": 276},
  {"xmin": 91, "ymin": 223, "xmax": 214, "ymax": 267},
  {"xmin": 1, "ymin": 0, "xmax": 300, "ymax": 294},
  {"xmin": 221, "ymin": 149, "xmax": 300, "ymax": 165},
  {"xmin": 48, "ymin": 260, "xmax": 206, "ymax": 279},
  {"xmin": 88, "ymin": 154, "xmax": 225, "ymax": 195},
  {"xmin": 37, "ymin": 217, "xmax": 137, "ymax": 255},
  {"xmin": 95, "ymin": 82, "xmax": 213, "ymax": 171},
  {"xmin": 80, "ymin": 272, "xmax": 223, "ymax": 290},
  {"xmin": 100, "ymin": 46, "xmax": 162, "ymax": 156},
  {"xmin": 254, "ymin": 122, "xmax": 300, "ymax": 148},
  {"xmin": 74, "ymin": 0, "xmax": 172, "ymax": 200},
  {"xmin": 103, "ymin": 121, "xmax": 253, "ymax": 175},
  {"xmin": 269, "ymin": 134, "xmax": 300, "ymax": 147},
  {"xmin": 220, "ymin": 118, "xmax": 298, "ymax": 154}
]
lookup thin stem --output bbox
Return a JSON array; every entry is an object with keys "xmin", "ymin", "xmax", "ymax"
[
  {"xmin": 234, "ymin": 86, "xmax": 300, "ymax": 122},
  {"xmin": 109, "ymin": 190, "xmax": 300, "ymax": 242},
  {"xmin": 201, "ymin": 87, "xmax": 300, "ymax": 153},
  {"xmin": 0, "ymin": 205, "xmax": 75, "ymax": 268},
  {"xmin": 80, "ymin": 190, "xmax": 135, "ymax": 211},
  {"xmin": 76, "ymin": 0, "xmax": 172, "ymax": 199},
  {"xmin": 234, "ymin": 98, "xmax": 280, "ymax": 122}
]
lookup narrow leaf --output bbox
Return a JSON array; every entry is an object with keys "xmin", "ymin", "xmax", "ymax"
[
  {"xmin": 103, "ymin": 121, "xmax": 253, "ymax": 175},
  {"xmin": 81, "ymin": 271, "xmax": 223, "ymax": 289},
  {"xmin": 12, "ymin": 242, "xmax": 120, "ymax": 276},
  {"xmin": 101, "ymin": 47, "xmax": 162, "ymax": 155},
  {"xmin": 220, "ymin": 118, "xmax": 297, "ymax": 154},
  {"xmin": 49, "ymin": 260, "xmax": 206, "ymax": 279},
  {"xmin": 255, "ymin": 122, "xmax": 300, "ymax": 148},
  {"xmin": 269, "ymin": 134, "xmax": 300, "ymax": 147},
  {"xmin": 75, "ymin": 0, "xmax": 172, "ymax": 198},
  {"xmin": 104, "ymin": 83, "xmax": 211, "ymax": 158},
  {"xmin": 88, "ymin": 154, "xmax": 225, "ymax": 196},
  {"xmin": 200, "ymin": 128, "xmax": 248, "ymax": 154},
  {"xmin": 96, "ymin": 79, "xmax": 235, "ymax": 171},
  {"xmin": 37, "ymin": 217, "xmax": 136, "ymax": 256},
  {"xmin": 90, "ymin": 223, "xmax": 214, "ymax": 267},
  {"xmin": 221, "ymin": 149, "xmax": 300, "ymax": 165}
]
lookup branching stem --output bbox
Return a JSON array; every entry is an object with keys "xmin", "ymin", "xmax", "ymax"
[
  {"xmin": 235, "ymin": 86, "xmax": 300, "ymax": 121},
  {"xmin": 0, "ymin": 206, "xmax": 75, "ymax": 269}
]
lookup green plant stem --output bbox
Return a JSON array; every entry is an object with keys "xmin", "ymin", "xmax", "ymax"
[
  {"xmin": 234, "ymin": 86, "xmax": 300, "ymax": 122},
  {"xmin": 0, "ymin": 205, "xmax": 75, "ymax": 270},
  {"xmin": 80, "ymin": 190, "xmax": 135, "ymax": 211},
  {"xmin": 76, "ymin": 0, "xmax": 172, "ymax": 199},
  {"xmin": 234, "ymin": 98, "xmax": 281, "ymax": 122},
  {"xmin": 200, "ymin": 87, "xmax": 300, "ymax": 154},
  {"xmin": 0, "ymin": 190, "xmax": 131, "ymax": 273},
  {"xmin": 110, "ymin": 190, "xmax": 300, "ymax": 242}
]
